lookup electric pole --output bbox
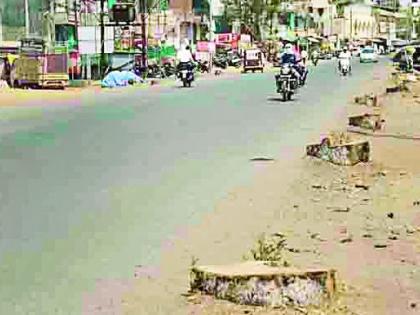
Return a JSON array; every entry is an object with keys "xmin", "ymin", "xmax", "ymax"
[
  {"xmin": 100, "ymin": 0, "xmax": 105, "ymax": 77},
  {"xmin": 0, "ymin": 8, "xmax": 3, "ymax": 43},
  {"xmin": 139, "ymin": 0, "xmax": 147, "ymax": 68},
  {"xmin": 25, "ymin": 0, "xmax": 30, "ymax": 36}
]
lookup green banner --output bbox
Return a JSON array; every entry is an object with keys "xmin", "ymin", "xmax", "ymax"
[{"xmin": 108, "ymin": 0, "xmax": 117, "ymax": 9}]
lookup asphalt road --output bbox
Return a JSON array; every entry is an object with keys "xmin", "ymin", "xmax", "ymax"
[{"xmin": 0, "ymin": 59, "xmax": 386, "ymax": 314}]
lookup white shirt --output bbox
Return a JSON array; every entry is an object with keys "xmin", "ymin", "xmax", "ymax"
[
  {"xmin": 177, "ymin": 49, "xmax": 193, "ymax": 63},
  {"xmin": 339, "ymin": 51, "xmax": 351, "ymax": 59}
]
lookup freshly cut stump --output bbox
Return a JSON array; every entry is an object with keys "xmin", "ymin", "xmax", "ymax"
[
  {"xmin": 306, "ymin": 136, "xmax": 370, "ymax": 166},
  {"xmin": 348, "ymin": 113, "xmax": 384, "ymax": 131},
  {"xmin": 190, "ymin": 261, "xmax": 336, "ymax": 307}
]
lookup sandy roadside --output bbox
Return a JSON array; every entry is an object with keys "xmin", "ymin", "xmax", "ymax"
[{"xmin": 91, "ymin": 65, "xmax": 420, "ymax": 315}]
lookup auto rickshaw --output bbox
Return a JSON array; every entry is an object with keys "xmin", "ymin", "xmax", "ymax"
[
  {"xmin": 243, "ymin": 48, "xmax": 264, "ymax": 73},
  {"xmin": 10, "ymin": 37, "xmax": 69, "ymax": 89}
]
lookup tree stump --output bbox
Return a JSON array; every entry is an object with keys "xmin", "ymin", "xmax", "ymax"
[{"xmin": 189, "ymin": 261, "xmax": 337, "ymax": 307}]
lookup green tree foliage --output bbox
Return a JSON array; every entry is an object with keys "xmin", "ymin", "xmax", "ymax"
[
  {"xmin": 1, "ymin": 0, "xmax": 47, "ymax": 27},
  {"xmin": 221, "ymin": 0, "xmax": 285, "ymax": 40}
]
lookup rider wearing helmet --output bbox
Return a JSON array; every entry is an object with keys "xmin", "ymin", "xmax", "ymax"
[
  {"xmin": 280, "ymin": 43, "xmax": 297, "ymax": 64},
  {"xmin": 280, "ymin": 43, "xmax": 301, "ymax": 82}
]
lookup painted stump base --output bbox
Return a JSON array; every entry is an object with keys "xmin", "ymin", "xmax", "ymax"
[
  {"xmin": 306, "ymin": 138, "xmax": 370, "ymax": 166},
  {"xmin": 190, "ymin": 261, "xmax": 336, "ymax": 307},
  {"xmin": 348, "ymin": 113, "xmax": 384, "ymax": 131}
]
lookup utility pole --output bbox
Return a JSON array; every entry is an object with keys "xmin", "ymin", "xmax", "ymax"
[
  {"xmin": 0, "ymin": 8, "xmax": 3, "ymax": 43},
  {"xmin": 350, "ymin": 7, "xmax": 353, "ymax": 41},
  {"xmin": 140, "ymin": 0, "xmax": 147, "ymax": 68},
  {"xmin": 25, "ymin": 0, "xmax": 30, "ymax": 36},
  {"xmin": 100, "ymin": 0, "xmax": 105, "ymax": 77}
]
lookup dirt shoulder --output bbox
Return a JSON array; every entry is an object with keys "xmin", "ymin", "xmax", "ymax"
[{"xmin": 88, "ymin": 64, "xmax": 420, "ymax": 315}]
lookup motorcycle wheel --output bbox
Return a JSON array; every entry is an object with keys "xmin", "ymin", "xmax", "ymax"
[
  {"xmin": 282, "ymin": 90, "xmax": 288, "ymax": 102},
  {"xmin": 287, "ymin": 92, "xmax": 292, "ymax": 101},
  {"xmin": 183, "ymin": 80, "xmax": 188, "ymax": 87}
]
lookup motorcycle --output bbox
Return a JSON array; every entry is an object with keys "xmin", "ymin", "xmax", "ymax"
[
  {"xmin": 275, "ymin": 64, "xmax": 298, "ymax": 101},
  {"xmin": 177, "ymin": 63, "xmax": 194, "ymax": 87},
  {"xmin": 197, "ymin": 60, "xmax": 210, "ymax": 73},
  {"xmin": 339, "ymin": 58, "xmax": 350, "ymax": 76},
  {"xmin": 227, "ymin": 53, "xmax": 242, "ymax": 68},
  {"xmin": 162, "ymin": 62, "xmax": 176, "ymax": 77},
  {"xmin": 295, "ymin": 63, "xmax": 308, "ymax": 86},
  {"xmin": 213, "ymin": 55, "xmax": 228, "ymax": 69}
]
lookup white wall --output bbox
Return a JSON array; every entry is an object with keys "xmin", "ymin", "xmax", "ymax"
[{"xmin": 344, "ymin": 4, "xmax": 376, "ymax": 39}]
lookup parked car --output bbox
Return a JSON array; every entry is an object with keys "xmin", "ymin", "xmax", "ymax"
[{"xmin": 360, "ymin": 47, "xmax": 378, "ymax": 63}]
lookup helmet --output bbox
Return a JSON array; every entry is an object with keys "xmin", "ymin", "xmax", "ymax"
[
  {"xmin": 285, "ymin": 43, "xmax": 293, "ymax": 49},
  {"xmin": 343, "ymin": 46, "xmax": 348, "ymax": 51}
]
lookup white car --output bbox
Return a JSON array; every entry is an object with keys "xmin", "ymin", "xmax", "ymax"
[{"xmin": 360, "ymin": 47, "xmax": 378, "ymax": 63}]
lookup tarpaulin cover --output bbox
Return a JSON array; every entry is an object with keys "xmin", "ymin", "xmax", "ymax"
[{"xmin": 101, "ymin": 71, "xmax": 142, "ymax": 88}]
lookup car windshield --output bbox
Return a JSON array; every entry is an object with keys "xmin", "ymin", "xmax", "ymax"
[{"xmin": 362, "ymin": 48, "xmax": 374, "ymax": 54}]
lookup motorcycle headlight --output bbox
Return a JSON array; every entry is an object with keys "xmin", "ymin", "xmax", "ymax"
[{"xmin": 281, "ymin": 67, "xmax": 290, "ymax": 75}]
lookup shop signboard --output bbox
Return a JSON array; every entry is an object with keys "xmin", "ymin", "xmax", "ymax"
[
  {"xmin": 240, "ymin": 34, "xmax": 251, "ymax": 43},
  {"xmin": 216, "ymin": 33, "xmax": 232, "ymax": 43},
  {"xmin": 114, "ymin": 26, "xmax": 138, "ymax": 52},
  {"xmin": 197, "ymin": 41, "xmax": 209, "ymax": 51}
]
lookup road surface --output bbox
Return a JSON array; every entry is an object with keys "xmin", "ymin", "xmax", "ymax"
[{"xmin": 0, "ymin": 60, "xmax": 386, "ymax": 314}]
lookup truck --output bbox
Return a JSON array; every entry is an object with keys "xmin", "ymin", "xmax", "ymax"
[{"xmin": 10, "ymin": 37, "xmax": 69, "ymax": 89}]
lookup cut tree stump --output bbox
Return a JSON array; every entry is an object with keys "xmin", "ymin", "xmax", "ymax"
[
  {"xmin": 348, "ymin": 113, "xmax": 384, "ymax": 131},
  {"xmin": 306, "ymin": 137, "xmax": 370, "ymax": 166},
  {"xmin": 354, "ymin": 93, "xmax": 379, "ymax": 107},
  {"xmin": 189, "ymin": 261, "xmax": 336, "ymax": 307}
]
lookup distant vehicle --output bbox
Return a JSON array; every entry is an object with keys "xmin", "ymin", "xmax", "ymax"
[
  {"xmin": 351, "ymin": 47, "xmax": 361, "ymax": 57},
  {"xmin": 243, "ymin": 49, "xmax": 264, "ymax": 73},
  {"xmin": 319, "ymin": 52, "xmax": 332, "ymax": 60},
  {"xmin": 360, "ymin": 47, "xmax": 378, "ymax": 63},
  {"xmin": 10, "ymin": 37, "xmax": 68, "ymax": 89}
]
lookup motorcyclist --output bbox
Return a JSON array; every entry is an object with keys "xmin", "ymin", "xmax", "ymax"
[
  {"xmin": 338, "ymin": 46, "xmax": 352, "ymax": 73},
  {"xmin": 176, "ymin": 44, "xmax": 195, "ymax": 74},
  {"xmin": 301, "ymin": 49, "xmax": 308, "ymax": 66},
  {"xmin": 280, "ymin": 43, "xmax": 301, "ymax": 82},
  {"xmin": 311, "ymin": 49, "xmax": 319, "ymax": 65}
]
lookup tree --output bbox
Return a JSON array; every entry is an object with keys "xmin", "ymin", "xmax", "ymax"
[{"xmin": 221, "ymin": 0, "xmax": 288, "ymax": 40}]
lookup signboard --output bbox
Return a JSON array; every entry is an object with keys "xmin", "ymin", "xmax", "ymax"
[
  {"xmin": 197, "ymin": 41, "xmax": 210, "ymax": 52},
  {"xmin": 216, "ymin": 33, "xmax": 232, "ymax": 43},
  {"xmin": 208, "ymin": 42, "xmax": 216, "ymax": 53},
  {"xmin": 78, "ymin": 26, "xmax": 114, "ymax": 54},
  {"xmin": 114, "ymin": 26, "xmax": 138, "ymax": 52},
  {"xmin": 240, "ymin": 34, "xmax": 251, "ymax": 43},
  {"xmin": 195, "ymin": 51, "xmax": 210, "ymax": 62}
]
